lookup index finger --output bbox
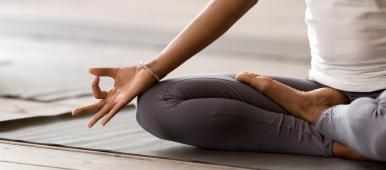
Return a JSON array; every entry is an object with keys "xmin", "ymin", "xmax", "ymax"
[
  {"xmin": 92, "ymin": 76, "xmax": 107, "ymax": 99},
  {"xmin": 72, "ymin": 101, "xmax": 105, "ymax": 116}
]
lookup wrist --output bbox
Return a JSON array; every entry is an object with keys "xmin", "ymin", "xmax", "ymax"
[
  {"xmin": 145, "ymin": 60, "xmax": 167, "ymax": 80},
  {"xmin": 138, "ymin": 62, "xmax": 160, "ymax": 82}
]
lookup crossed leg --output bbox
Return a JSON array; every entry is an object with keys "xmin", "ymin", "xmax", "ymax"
[
  {"xmin": 137, "ymin": 74, "xmax": 334, "ymax": 157},
  {"xmin": 137, "ymin": 73, "xmax": 374, "ymax": 160},
  {"xmin": 235, "ymin": 72, "xmax": 368, "ymax": 160}
]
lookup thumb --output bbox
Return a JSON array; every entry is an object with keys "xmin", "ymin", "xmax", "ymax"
[{"xmin": 89, "ymin": 67, "xmax": 118, "ymax": 78}]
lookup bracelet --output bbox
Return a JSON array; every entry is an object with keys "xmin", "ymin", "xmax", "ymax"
[{"xmin": 138, "ymin": 62, "xmax": 160, "ymax": 81}]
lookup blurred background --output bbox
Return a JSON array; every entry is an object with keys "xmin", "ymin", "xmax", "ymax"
[{"xmin": 0, "ymin": 0, "xmax": 309, "ymax": 101}]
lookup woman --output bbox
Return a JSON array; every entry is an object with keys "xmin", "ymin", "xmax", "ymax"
[{"xmin": 72, "ymin": 0, "xmax": 386, "ymax": 161}]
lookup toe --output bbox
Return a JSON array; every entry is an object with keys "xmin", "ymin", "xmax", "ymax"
[{"xmin": 235, "ymin": 72, "xmax": 257, "ymax": 82}]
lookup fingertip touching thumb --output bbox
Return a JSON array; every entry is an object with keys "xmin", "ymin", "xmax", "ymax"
[{"xmin": 89, "ymin": 67, "xmax": 99, "ymax": 75}]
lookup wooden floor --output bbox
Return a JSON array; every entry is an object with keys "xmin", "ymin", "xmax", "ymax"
[{"xmin": 0, "ymin": 140, "xmax": 245, "ymax": 170}]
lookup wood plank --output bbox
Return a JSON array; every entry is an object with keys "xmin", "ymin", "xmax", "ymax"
[
  {"xmin": 0, "ymin": 140, "xmax": 245, "ymax": 170},
  {"xmin": 0, "ymin": 161, "xmax": 67, "ymax": 170}
]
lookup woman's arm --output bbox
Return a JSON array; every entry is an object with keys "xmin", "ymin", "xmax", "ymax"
[
  {"xmin": 148, "ymin": 0, "xmax": 258, "ymax": 78},
  {"xmin": 72, "ymin": 0, "xmax": 258, "ymax": 127}
]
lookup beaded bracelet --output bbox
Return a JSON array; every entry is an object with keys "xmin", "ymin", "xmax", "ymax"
[{"xmin": 138, "ymin": 62, "xmax": 160, "ymax": 82}]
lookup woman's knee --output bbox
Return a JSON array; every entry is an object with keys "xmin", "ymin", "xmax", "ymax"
[
  {"xmin": 345, "ymin": 97, "xmax": 386, "ymax": 160},
  {"xmin": 345, "ymin": 97, "xmax": 379, "ymax": 121},
  {"xmin": 343, "ymin": 98, "xmax": 377, "ymax": 141},
  {"xmin": 136, "ymin": 74, "xmax": 247, "ymax": 142},
  {"xmin": 136, "ymin": 80, "xmax": 177, "ymax": 140},
  {"xmin": 135, "ymin": 75, "xmax": 225, "ymax": 141}
]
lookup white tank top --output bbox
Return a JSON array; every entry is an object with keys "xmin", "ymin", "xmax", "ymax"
[{"xmin": 306, "ymin": 0, "xmax": 386, "ymax": 92}]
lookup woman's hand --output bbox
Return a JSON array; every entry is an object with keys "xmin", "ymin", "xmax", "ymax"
[{"xmin": 72, "ymin": 65, "xmax": 157, "ymax": 128}]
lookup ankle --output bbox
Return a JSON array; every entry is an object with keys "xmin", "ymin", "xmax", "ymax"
[{"xmin": 298, "ymin": 89, "xmax": 341, "ymax": 124}]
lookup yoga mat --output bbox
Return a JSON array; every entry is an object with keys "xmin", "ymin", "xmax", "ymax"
[
  {"xmin": 0, "ymin": 106, "xmax": 385, "ymax": 170},
  {"xmin": 0, "ymin": 53, "xmax": 139, "ymax": 101},
  {"xmin": 0, "ymin": 96, "xmax": 109, "ymax": 122},
  {"xmin": 0, "ymin": 38, "xmax": 164, "ymax": 101}
]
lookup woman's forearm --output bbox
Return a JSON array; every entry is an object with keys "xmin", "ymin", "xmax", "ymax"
[{"xmin": 147, "ymin": 0, "xmax": 258, "ymax": 79}]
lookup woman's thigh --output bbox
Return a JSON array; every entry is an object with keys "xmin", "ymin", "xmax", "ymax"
[
  {"xmin": 140, "ymin": 73, "xmax": 322, "ymax": 113},
  {"xmin": 136, "ymin": 74, "xmax": 332, "ymax": 157}
]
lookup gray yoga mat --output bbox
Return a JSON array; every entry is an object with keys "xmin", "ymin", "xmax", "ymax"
[
  {"xmin": 0, "ymin": 106, "xmax": 385, "ymax": 170},
  {"xmin": 0, "ymin": 55, "xmax": 137, "ymax": 101}
]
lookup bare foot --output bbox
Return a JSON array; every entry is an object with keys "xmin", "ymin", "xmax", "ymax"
[
  {"xmin": 236, "ymin": 72, "xmax": 367, "ymax": 160},
  {"xmin": 235, "ymin": 72, "xmax": 349, "ymax": 124}
]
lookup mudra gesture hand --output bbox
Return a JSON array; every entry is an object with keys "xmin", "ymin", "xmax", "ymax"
[{"xmin": 72, "ymin": 65, "xmax": 158, "ymax": 128}]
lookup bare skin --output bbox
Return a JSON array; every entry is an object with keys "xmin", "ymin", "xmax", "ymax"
[
  {"xmin": 72, "ymin": 66, "xmax": 157, "ymax": 128},
  {"xmin": 235, "ymin": 72, "xmax": 368, "ymax": 160},
  {"xmin": 72, "ymin": 0, "xmax": 368, "ymax": 161},
  {"xmin": 72, "ymin": 0, "xmax": 258, "ymax": 127},
  {"xmin": 235, "ymin": 72, "xmax": 349, "ymax": 124}
]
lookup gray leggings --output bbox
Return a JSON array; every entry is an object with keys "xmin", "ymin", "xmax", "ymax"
[{"xmin": 136, "ymin": 74, "xmax": 386, "ymax": 160}]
